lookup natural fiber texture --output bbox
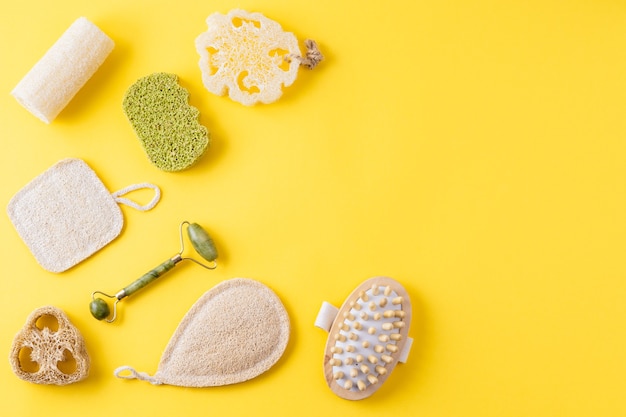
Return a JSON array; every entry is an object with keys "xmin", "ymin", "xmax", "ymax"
[
  {"xmin": 123, "ymin": 73, "xmax": 209, "ymax": 172},
  {"xmin": 7, "ymin": 158, "xmax": 160, "ymax": 273},
  {"xmin": 115, "ymin": 278, "xmax": 290, "ymax": 387},
  {"xmin": 11, "ymin": 17, "xmax": 114, "ymax": 123},
  {"xmin": 288, "ymin": 39, "xmax": 324, "ymax": 70},
  {"xmin": 195, "ymin": 9, "xmax": 301, "ymax": 105},
  {"xmin": 9, "ymin": 306, "xmax": 90, "ymax": 385}
]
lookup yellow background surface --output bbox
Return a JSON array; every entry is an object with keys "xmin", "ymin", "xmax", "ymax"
[{"xmin": 1, "ymin": 0, "xmax": 626, "ymax": 416}]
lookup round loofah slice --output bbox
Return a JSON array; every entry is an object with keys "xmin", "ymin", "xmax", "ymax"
[
  {"xmin": 115, "ymin": 278, "xmax": 290, "ymax": 387},
  {"xmin": 123, "ymin": 73, "xmax": 209, "ymax": 171},
  {"xmin": 195, "ymin": 9, "xmax": 301, "ymax": 106},
  {"xmin": 9, "ymin": 306, "xmax": 90, "ymax": 385}
]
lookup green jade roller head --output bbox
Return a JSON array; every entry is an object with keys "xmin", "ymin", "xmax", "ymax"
[{"xmin": 90, "ymin": 221, "xmax": 218, "ymax": 323}]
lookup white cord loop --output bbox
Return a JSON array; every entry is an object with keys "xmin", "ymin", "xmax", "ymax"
[
  {"xmin": 112, "ymin": 183, "xmax": 161, "ymax": 211},
  {"xmin": 114, "ymin": 366, "xmax": 162, "ymax": 385}
]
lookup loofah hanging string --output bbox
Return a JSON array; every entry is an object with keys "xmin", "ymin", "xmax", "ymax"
[
  {"xmin": 111, "ymin": 183, "xmax": 161, "ymax": 211},
  {"xmin": 287, "ymin": 39, "xmax": 324, "ymax": 70},
  {"xmin": 114, "ymin": 366, "xmax": 162, "ymax": 385}
]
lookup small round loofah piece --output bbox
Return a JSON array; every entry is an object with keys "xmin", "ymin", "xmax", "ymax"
[
  {"xmin": 195, "ymin": 9, "xmax": 301, "ymax": 106},
  {"xmin": 9, "ymin": 306, "xmax": 90, "ymax": 385},
  {"xmin": 115, "ymin": 278, "xmax": 290, "ymax": 387},
  {"xmin": 123, "ymin": 73, "xmax": 209, "ymax": 172}
]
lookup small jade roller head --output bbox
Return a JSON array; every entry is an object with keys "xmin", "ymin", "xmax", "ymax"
[
  {"xmin": 89, "ymin": 298, "xmax": 110, "ymax": 321},
  {"xmin": 186, "ymin": 222, "xmax": 218, "ymax": 263},
  {"xmin": 89, "ymin": 221, "xmax": 218, "ymax": 322}
]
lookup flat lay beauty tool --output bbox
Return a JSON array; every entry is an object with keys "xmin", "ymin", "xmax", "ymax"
[
  {"xmin": 11, "ymin": 17, "xmax": 114, "ymax": 123},
  {"xmin": 114, "ymin": 278, "xmax": 290, "ymax": 387},
  {"xmin": 6, "ymin": 2, "xmax": 626, "ymax": 417},
  {"xmin": 123, "ymin": 73, "xmax": 210, "ymax": 171},
  {"xmin": 315, "ymin": 277, "xmax": 413, "ymax": 400},
  {"xmin": 195, "ymin": 9, "xmax": 323, "ymax": 106},
  {"xmin": 89, "ymin": 221, "xmax": 218, "ymax": 322},
  {"xmin": 9, "ymin": 306, "xmax": 90, "ymax": 385},
  {"xmin": 6, "ymin": 158, "xmax": 160, "ymax": 273}
]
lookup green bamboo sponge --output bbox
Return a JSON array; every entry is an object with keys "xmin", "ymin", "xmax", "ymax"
[{"xmin": 123, "ymin": 73, "xmax": 209, "ymax": 172}]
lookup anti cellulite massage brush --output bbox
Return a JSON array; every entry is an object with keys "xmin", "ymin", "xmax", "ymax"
[
  {"xmin": 89, "ymin": 221, "xmax": 218, "ymax": 323},
  {"xmin": 315, "ymin": 276, "xmax": 413, "ymax": 400}
]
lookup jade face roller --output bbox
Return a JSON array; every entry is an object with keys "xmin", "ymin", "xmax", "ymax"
[{"xmin": 89, "ymin": 221, "xmax": 218, "ymax": 322}]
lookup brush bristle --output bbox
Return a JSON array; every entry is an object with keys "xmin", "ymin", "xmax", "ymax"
[{"xmin": 329, "ymin": 284, "xmax": 406, "ymax": 393}]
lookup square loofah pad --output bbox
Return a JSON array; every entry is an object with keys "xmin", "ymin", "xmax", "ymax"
[
  {"xmin": 7, "ymin": 158, "xmax": 159, "ymax": 273},
  {"xmin": 7, "ymin": 159, "xmax": 123, "ymax": 272}
]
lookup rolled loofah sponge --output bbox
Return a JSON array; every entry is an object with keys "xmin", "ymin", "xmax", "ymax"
[
  {"xmin": 123, "ymin": 73, "xmax": 209, "ymax": 172},
  {"xmin": 195, "ymin": 9, "xmax": 302, "ymax": 106},
  {"xmin": 11, "ymin": 17, "xmax": 114, "ymax": 123},
  {"xmin": 9, "ymin": 306, "xmax": 90, "ymax": 385}
]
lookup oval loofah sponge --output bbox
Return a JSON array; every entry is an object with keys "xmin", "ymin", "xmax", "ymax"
[
  {"xmin": 123, "ymin": 73, "xmax": 209, "ymax": 171},
  {"xmin": 115, "ymin": 278, "xmax": 290, "ymax": 387},
  {"xmin": 195, "ymin": 9, "xmax": 301, "ymax": 106}
]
